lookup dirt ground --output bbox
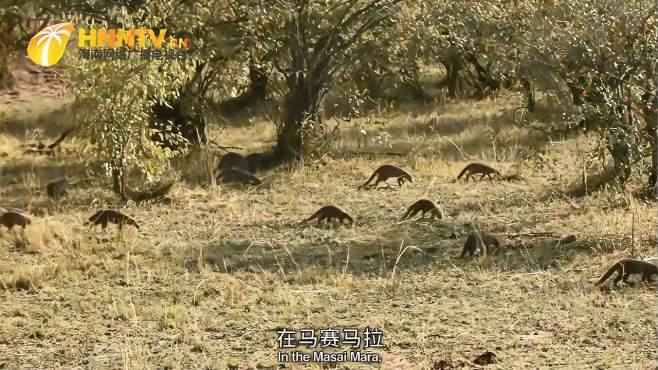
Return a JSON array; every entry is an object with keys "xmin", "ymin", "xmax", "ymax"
[{"xmin": 0, "ymin": 74, "xmax": 656, "ymax": 369}]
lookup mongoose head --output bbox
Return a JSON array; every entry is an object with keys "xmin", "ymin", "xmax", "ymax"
[{"xmin": 398, "ymin": 174, "xmax": 413, "ymax": 186}]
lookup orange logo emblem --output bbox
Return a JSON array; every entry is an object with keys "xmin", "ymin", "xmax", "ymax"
[{"xmin": 26, "ymin": 22, "xmax": 75, "ymax": 67}]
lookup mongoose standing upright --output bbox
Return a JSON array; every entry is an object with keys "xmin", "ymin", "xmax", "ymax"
[
  {"xmin": 401, "ymin": 199, "xmax": 443, "ymax": 220},
  {"xmin": 0, "ymin": 211, "xmax": 32, "ymax": 229},
  {"xmin": 302, "ymin": 205, "xmax": 354, "ymax": 226},
  {"xmin": 457, "ymin": 163, "xmax": 501, "ymax": 181},
  {"xmin": 216, "ymin": 152, "xmax": 249, "ymax": 175},
  {"xmin": 460, "ymin": 230, "xmax": 501, "ymax": 258},
  {"xmin": 46, "ymin": 177, "xmax": 70, "ymax": 200},
  {"xmin": 218, "ymin": 167, "xmax": 263, "ymax": 186},
  {"xmin": 246, "ymin": 152, "xmax": 266, "ymax": 173},
  {"xmin": 359, "ymin": 165, "xmax": 413, "ymax": 189},
  {"xmin": 595, "ymin": 259, "xmax": 658, "ymax": 287},
  {"xmin": 85, "ymin": 209, "xmax": 140, "ymax": 229}
]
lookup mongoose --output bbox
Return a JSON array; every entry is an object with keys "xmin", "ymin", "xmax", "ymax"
[
  {"xmin": 359, "ymin": 165, "xmax": 413, "ymax": 189},
  {"xmin": 302, "ymin": 205, "xmax": 354, "ymax": 226},
  {"xmin": 85, "ymin": 209, "xmax": 140, "ymax": 229},
  {"xmin": 0, "ymin": 211, "xmax": 32, "ymax": 229},
  {"xmin": 245, "ymin": 152, "xmax": 266, "ymax": 173},
  {"xmin": 595, "ymin": 259, "xmax": 658, "ymax": 287},
  {"xmin": 216, "ymin": 152, "xmax": 249, "ymax": 174},
  {"xmin": 46, "ymin": 177, "xmax": 69, "ymax": 200},
  {"xmin": 457, "ymin": 163, "xmax": 501, "ymax": 181},
  {"xmin": 460, "ymin": 230, "xmax": 501, "ymax": 258},
  {"xmin": 218, "ymin": 167, "xmax": 263, "ymax": 186},
  {"xmin": 401, "ymin": 199, "xmax": 443, "ymax": 220}
]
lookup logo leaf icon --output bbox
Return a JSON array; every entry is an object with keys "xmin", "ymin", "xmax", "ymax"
[{"xmin": 27, "ymin": 22, "xmax": 75, "ymax": 67}]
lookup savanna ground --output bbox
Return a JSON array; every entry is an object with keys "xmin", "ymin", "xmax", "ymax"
[{"xmin": 0, "ymin": 68, "xmax": 656, "ymax": 369}]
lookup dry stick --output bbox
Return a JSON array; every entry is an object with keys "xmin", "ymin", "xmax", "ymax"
[
  {"xmin": 125, "ymin": 250, "xmax": 130, "ymax": 286},
  {"xmin": 196, "ymin": 127, "xmax": 214, "ymax": 187},
  {"xmin": 391, "ymin": 240, "xmax": 424, "ymax": 279},
  {"xmin": 631, "ymin": 212, "xmax": 636, "ymax": 257},
  {"xmin": 266, "ymin": 242, "xmax": 286, "ymax": 279},
  {"xmin": 222, "ymin": 257, "xmax": 229, "ymax": 274},
  {"xmin": 441, "ymin": 135, "xmax": 467, "ymax": 161},
  {"xmin": 198, "ymin": 246, "xmax": 204, "ymax": 272},
  {"xmin": 208, "ymin": 140, "xmax": 244, "ymax": 151},
  {"xmin": 342, "ymin": 244, "xmax": 350, "ymax": 277},
  {"xmin": 380, "ymin": 241, "xmax": 386, "ymax": 276},
  {"xmin": 583, "ymin": 163, "xmax": 588, "ymax": 195},
  {"xmin": 424, "ymin": 177, "xmax": 436, "ymax": 197},
  {"xmin": 242, "ymin": 241, "xmax": 255, "ymax": 255},
  {"xmin": 282, "ymin": 244, "xmax": 301, "ymax": 273},
  {"xmin": 192, "ymin": 277, "xmax": 214, "ymax": 306}
]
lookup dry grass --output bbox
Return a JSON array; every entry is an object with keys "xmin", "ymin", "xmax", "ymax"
[{"xmin": 0, "ymin": 93, "xmax": 656, "ymax": 369}]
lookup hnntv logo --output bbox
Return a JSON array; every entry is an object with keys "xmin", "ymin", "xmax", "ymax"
[{"xmin": 27, "ymin": 22, "xmax": 191, "ymax": 67}]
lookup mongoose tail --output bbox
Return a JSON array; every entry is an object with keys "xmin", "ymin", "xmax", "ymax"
[
  {"xmin": 595, "ymin": 263, "xmax": 621, "ymax": 286},
  {"xmin": 300, "ymin": 210, "xmax": 322, "ymax": 224},
  {"xmin": 400, "ymin": 208, "xmax": 414, "ymax": 220},
  {"xmin": 456, "ymin": 166, "xmax": 470, "ymax": 180},
  {"xmin": 85, "ymin": 210, "xmax": 104, "ymax": 225},
  {"xmin": 359, "ymin": 171, "xmax": 379, "ymax": 189}
]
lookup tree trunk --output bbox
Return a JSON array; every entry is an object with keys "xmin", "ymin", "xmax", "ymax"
[
  {"xmin": 642, "ymin": 97, "xmax": 657, "ymax": 192},
  {"xmin": 521, "ymin": 77, "xmax": 535, "ymax": 113},
  {"xmin": 444, "ymin": 52, "xmax": 462, "ymax": 99},
  {"xmin": 277, "ymin": 83, "xmax": 320, "ymax": 161},
  {"xmin": 650, "ymin": 124, "xmax": 657, "ymax": 192},
  {"xmin": 111, "ymin": 167, "xmax": 126, "ymax": 200},
  {"xmin": 0, "ymin": 14, "xmax": 15, "ymax": 90},
  {"xmin": 608, "ymin": 128, "xmax": 633, "ymax": 184},
  {"xmin": 0, "ymin": 59, "xmax": 13, "ymax": 90}
]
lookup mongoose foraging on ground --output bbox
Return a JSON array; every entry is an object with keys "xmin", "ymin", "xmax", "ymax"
[
  {"xmin": 460, "ymin": 230, "xmax": 501, "ymax": 258},
  {"xmin": 595, "ymin": 259, "xmax": 658, "ymax": 287},
  {"xmin": 359, "ymin": 165, "xmax": 413, "ymax": 189},
  {"xmin": 457, "ymin": 163, "xmax": 501, "ymax": 181},
  {"xmin": 246, "ymin": 152, "xmax": 266, "ymax": 173},
  {"xmin": 302, "ymin": 205, "xmax": 354, "ymax": 226},
  {"xmin": 216, "ymin": 152, "xmax": 249, "ymax": 175},
  {"xmin": 85, "ymin": 209, "xmax": 140, "ymax": 229},
  {"xmin": 46, "ymin": 177, "xmax": 70, "ymax": 200},
  {"xmin": 0, "ymin": 211, "xmax": 32, "ymax": 229},
  {"xmin": 401, "ymin": 199, "xmax": 443, "ymax": 220},
  {"xmin": 218, "ymin": 167, "xmax": 263, "ymax": 186}
]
